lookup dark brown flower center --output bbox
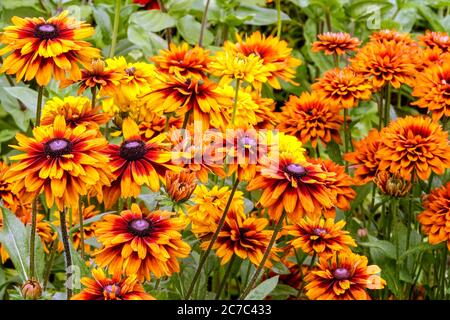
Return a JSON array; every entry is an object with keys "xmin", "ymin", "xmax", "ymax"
[
  {"xmin": 34, "ymin": 23, "xmax": 59, "ymax": 40},
  {"xmin": 312, "ymin": 227, "xmax": 327, "ymax": 237},
  {"xmin": 284, "ymin": 163, "xmax": 307, "ymax": 178},
  {"xmin": 125, "ymin": 66, "xmax": 136, "ymax": 76},
  {"xmin": 104, "ymin": 284, "xmax": 121, "ymax": 297},
  {"xmin": 128, "ymin": 218, "xmax": 152, "ymax": 237},
  {"xmin": 333, "ymin": 268, "xmax": 350, "ymax": 280},
  {"xmin": 120, "ymin": 140, "xmax": 147, "ymax": 161},
  {"xmin": 44, "ymin": 138, "xmax": 73, "ymax": 158}
]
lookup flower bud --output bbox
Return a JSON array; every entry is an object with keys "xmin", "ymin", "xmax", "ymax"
[
  {"xmin": 165, "ymin": 171, "xmax": 197, "ymax": 203},
  {"xmin": 21, "ymin": 279, "xmax": 42, "ymax": 300},
  {"xmin": 374, "ymin": 171, "xmax": 411, "ymax": 198}
]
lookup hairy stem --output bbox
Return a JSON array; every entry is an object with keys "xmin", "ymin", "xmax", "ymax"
[
  {"xmin": 60, "ymin": 208, "xmax": 73, "ymax": 299},
  {"xmin": 198, "ymin": 0, "xmax": 211, "ymax": 47},
  {"xmin": 215, "ymin": 255, "xmax": 236, "ymax": 300},
  {"xmin": 109, "ymin": 0, "xmax": 121, "ymax": 58},
  {"xmin": 231, "ymin": 79, "xmax": 241, "ymax": 125},
  {"xmin": 185, "ymin": 178, "xmax": 240, "ymax": 299}
]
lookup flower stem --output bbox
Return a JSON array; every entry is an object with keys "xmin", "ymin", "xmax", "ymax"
[
  {"xmin": 231, "ymin": 79, "xmax": 241, "ymax": 125},
  {"xmin": 91, "ymin": 86, "xmax": 97, "ymax": 109},
  {"xmin": 60, "ymin": 208, "xmax": 73, "ymax": 299},
  {"xmin": 215, "ymin": 255, "xmax": 236, "ymax": 300},
  {"xmin": 182, "ymin": 108, "xmax": 192, "ymax": 130},
  {"xmin": 440, "ymin": 245, "xmax": 448, "ymax": 298},
  {"xmin": 275, "ymin": 0, "xmax": 282, "ymax": 38},
  {"xmin": 35, "ymin": 86, "xmax": 44, "ymax": 127},
  {"xmin": 384, "ymin": 84, "xmax": 391, "ymax": 126},
  {"xmin": 29, "ymin": 199, "xmax": 38, "ymax": 280},
  {"xmin": 109, "ymin": 0, "xmax": 121, "ymax": 58},
  {"xmin": 78, "ymin": 198, "xmax": 85, "ymax": 260},
  {"xmin": 198, "ymin": 0, "xmax": 211, "ymax": 47},
  {"xmin": 343, "ymin": 108, "xmax": 349, "ymax": 172},
  {"xmin": 185, "ymin": 178, "xmax": 240, "ymax": 300},
  {"xmin": 28, "ymin": 86, "xmax": 44, "ymax": 281},
  {"xmin": 164, "ymin": 113, "xmax": 172, "ymax": 132},
  {"xmin": 43, "ymin": 240, "xmax": 58, "ymax": 290},
  {"xmin": 378, "ymin": 90, "xmax": 384, "ymax": 131},
  {"xmin": 239, "ymin": 210, "xmax": 286, "ymax": 300}
]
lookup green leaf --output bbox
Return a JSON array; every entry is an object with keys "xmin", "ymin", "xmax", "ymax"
[
  {"xmin": 271, "ymin": 284, "xmax": 299, "ymax": 298},
  {"xmin": 350, "ymin": 183, "xmax": 372, "ymax": 210},
  {"xmin": 415, "ymin": 5, "xmax": 445, "ymax": 32},
  {"xmin": 3, "ymin": 86, "xmax": 45, "ymax": 116},
  {"xmin": 0, "ymin": 206, "xmax": 45, "ymax": 282},
  {"xmin": 129, "ymin": 11, "xmax": 176, "ymax": 33},
  {"xmin": 271, "ymin": 260, "xmax": 291, "ymax": 275},
  {"xmin": 0, "ymin": 130, "xmax": 16, "ymax": 143},
  {"xmin": 0, "ymin": 0, "xmax": 37, "ymax": 9},
  {"xmin": 244, "ymin": 275, "xmax": 279, "ymax": 300},
  {"xmin": 325, "ymin": 140, "xmax": 343, "ymax": 165},
  {"xmin": 176, "ymin": 15, "xmax": 214, "ymax": 46},
  {"xmin": 347, "ymin": 0, "xmax": 393, "ymax": 19},
  {"xmin": 235, "ymin": 5, "xmax": 290, "ymax": 26},
  {"xmin": 359, "ymin": 237, "xmax": 397, "ymax": 259},
  {"xmin": 398, "ymin": 242, "xmax": 437, "ymax": 263}
]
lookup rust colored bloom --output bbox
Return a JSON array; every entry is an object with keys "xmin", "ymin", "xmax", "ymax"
[
  {"xmin": 41, "ymin": 96, "xmax": 110, "ymax": 131},
  {"xmin": 203, "ymin": 209, "xmax": 278, "ymax": 266},
  {"xmin": 373, "ymin": 171, "xmax": 411, "ymax": 198},
  {"xmin": 228, "ymin": 31, "xmax": 301, "ymax": 89},
  {"xmin": 251, "ymin": 93, "xmax": 278, "ymax": 129},
  {"xmin": 247, "ymin": 152, "xmax": 337, "ymax": 222},
  {"xmin": 370, "ymin": 30, "xmax": 416, "ymax": 46},
  {"xmin": 312, "ymin": 32, "xmax": 360, "ymax": 55},
  {"xmin": 412, "ymin": 57, "xmax": 450, "ymax": 121},
  {"xmin": 420, "ymin": 30, "xmax": 450, "ymax": 51},
  {"xmin": 5, "ymin": 115, "xmax": 111, "ymax": 211},
  {"xmin": 103, "ymin": 118, "xmax": 178, "ymax": 209},
  {"xmin": 312, "ymin": 67, "xmax": 372, "ymax": 109},
  {"xmin": 418, "ymin": 182, "xmax": 450, "ymax": 249},
  {"xmin": 278, "ymin": 92, "xmax": 343, "ymax": 148},
  {"xmin": 351, "ymin": 40, "xmax": 417, "ymax": 89},
  {"xmin": 95, "ymin": 204, "xmax": 190, "ymax": 281},
  {"xmin": 0, "ymin": 11, "xmax": 100, "ymax": 86},
  {"xmin": 312, "ymin": 159, "xmax": 356, "ymax": 215},
  {"xmin": 188, "ymin": 185, "xmax": 244, "ymax": 240},
  {"xmin": 142, "ymin": 74, "xmax": 230, "ymax": 130},
  {"xmin": 152, "ymin": 43, "xmax": 211, "ymax": 79},
  {"xmin": 377, "ymin": 116, "xmax": 450, "ymax": 181},
  {"xmin": 285, "ymin": 216, "xmax": 356, "ymax": 256},
  {"xmin": 165, "ymin": 170, "xmax": 197, "ymax": 203},
  {"xmin": 0, "ymin": 162, "xmax": 29, "ymax": 216},
  {"xmin": 71, "ymin": 268, "xmax": 155, "ymax": 300},
  {"xmin": 138, "ymin": 113, "xmax": 183, "ymax": 141},
  {"xmin": 305, "ymin": 252, "xmax": 385, "ymax": 300},
  {"xmin": 344, "ymin": 129, "xmax": 382, "ymax": 184},
  {"xmin": 61, "ymin": 59, "xmax": 121, "ymax": 95}
]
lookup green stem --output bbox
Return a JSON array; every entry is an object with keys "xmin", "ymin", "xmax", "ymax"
[
  {"xmin": 378, "ymin": 90, "xmax": 384, "ymax": 131},
  {"xmin": 440, "ymin": 245, "xmax": 448, "ymax": 299},
  {"xmin": 239, "ymin": 211, "xmax": 287, "ymax": 300},
  {"xmin": 164, "ymin": 113, "xmax": 172, "ymax": 132},
  {"xmin": 324, "ymin": 8, "xmax": 332, "ymax": 31},
  {"xmin": 315, "ymin": 145, "xmax": 320, "ymax": 158},
  {"xmin": 384, "ymin": 84, "xmax": 391, "ymax": 126},
  {"xmin": 91, "ymin": 86, "xmax": 97, "ymax": 109},
  {"xmin": 231, "ymin": 79, "xmax": 241, "ymax": 125},
  {"xmin": 43, "ymin": 240, "xmax": 58, "ymax": 290},
  {"xmin": 60, "ymin": 208, "xmax": 73, "ymax": 300},
  {"xmin": 343, "ymin": 108, "xmax": 349, "ymax": 173},
  {"xmin": 275, "ymin": 0, "xmax": 282, "ymax": 38},
  {"xmin": 182, "ymin": 108, "xmax": 192, "ymax": 130},
  {"xmin": 185, "ymin": 178, "xmax": 240, "ymax": 299},
  {"xmin": 29, "ymin": 199, "xmax": 38, "ymax": 280},
  {"xmin": 198, "ymin": 0, "xmax": 211, "ymax": 47},
  {"xmin": 35, "ymin": 86, "xmax": 44, "ymax": 127},
  {"xmin": 109, "ymin": 0, "xmax": 121, "ymax": 58},
  {"xmin": 215, "ymin": 255, "xmax": 236, "ymax": 300},
  {"xmin": 78, "ymin": 198, "xmax": 85, "ymax": 260}
]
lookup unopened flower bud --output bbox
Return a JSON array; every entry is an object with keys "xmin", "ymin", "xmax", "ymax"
[
  {"xmin": 357, "ymin": 228, "xmax": 368, "ymax": 238},
  {"xmin": 165, "ymin": 171, "xmax": 197, "ymax": 204},
  {"xmin": 374, "ymin": 171, "xmax": 411, "ymax": 198},
  {"xmin": 21, "ymin": 279, "xmax": 42, "ymax": 300}
]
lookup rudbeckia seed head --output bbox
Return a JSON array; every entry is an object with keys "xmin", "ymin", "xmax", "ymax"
[
  {"xmin": 120, "ymin": 139, "xmax": 147, "ymax": 161},
  {"xmin": 128, "ymin": 218, "xmax": 152, "ymax": 237},
  {"xmin": 34, "ymin": 23, "xmax": 59, "ymax": 40},
  {"xmin": 44, "ymin": 138, "xmax": 72, "ymax": 158},
  {"xmin": 285, "ymin": 163, "xmax": 307, "ymax": 178},
  {"xmin": 334, "ymin": 268, "xmax": 350, "ymax": 280}
]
